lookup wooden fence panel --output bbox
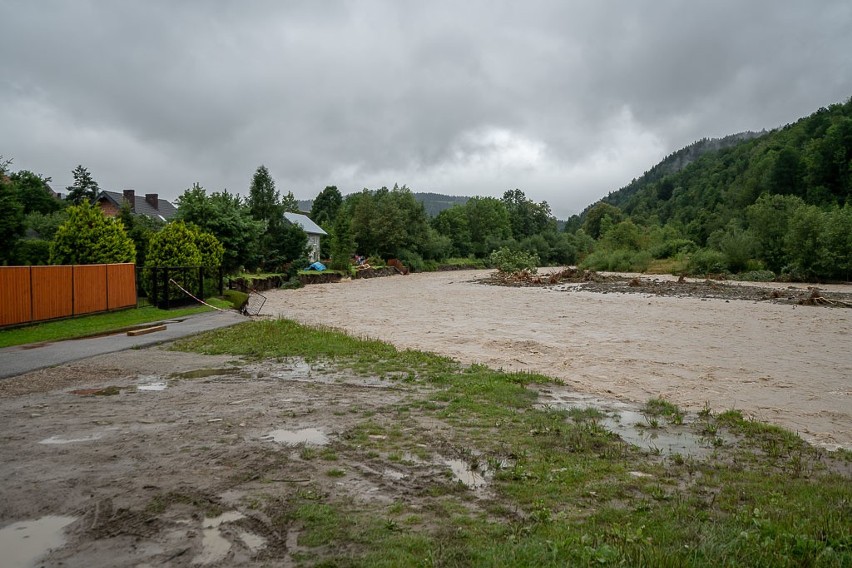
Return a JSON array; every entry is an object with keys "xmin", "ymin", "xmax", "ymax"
[
  {"xmin": 32, "ymin": 266, "xmax": 73, "ymax": 322},
  {"xmin": 0, "ymin": 267, "xmax": 33, "ymax": 326},
  {"xmin": 73, "ymin": 264, "xmax": 108, "ymax": 315},
  {"xmin": 107, "ymin": 263, "xmax": 137, "ymax": 309}
]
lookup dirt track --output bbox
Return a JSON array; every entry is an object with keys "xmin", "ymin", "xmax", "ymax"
[{"xmin": 262, "ymin": 269, "xmax": 852, "ymax": 450}]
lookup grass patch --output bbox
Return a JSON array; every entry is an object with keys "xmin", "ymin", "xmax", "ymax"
[
  {"xmin": 0, "ymin": 303, "xmax": 225, "ymax": 348},
  {"xmin": 646, "ymin": 257, "xmax": 688, "ymax": 275},
  {"xmin": 178, "ymin": 319, "xmax": 852, "ymax": 567}
]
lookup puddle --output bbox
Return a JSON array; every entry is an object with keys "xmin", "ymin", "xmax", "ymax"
[
  {"xmin": 535, "ymin": 388, "xmax": 718, "ymax": 456},
  {"xmin": 445, "ymin": 458, "xmax": 489, "ymax": 488},
  {"xmin": 0, "ymin": 515, "xmax": 76, "ymax": 568},
  {"xmin": 262, "ymin": 428, "xmax": 329, "ymax": 446},
  {"xmin": 194, "ymin": 511, "xmax": 258, "ymax": 565},
  {"xmin": 40, "ymin": 433, "xmax": 103, "ymax": 445},
  {"xmin": 235, "ymin": 528, "xmax": 266, "ymax": 554},
  {"xmin": 172, "ymin": 368, "xmax": 238, "ymax": 380},
  {"xmin": 70, "ymin": 386, "xmax": 121, "ymax": 396},
  {"xmin": 137, "ymin": 375, "xmax": 168, "ymax": 391}
]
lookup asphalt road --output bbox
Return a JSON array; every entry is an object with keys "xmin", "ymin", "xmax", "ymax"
[{"xmin": 0, "ymin": 310, "xmax": 247, "ymax": 380}]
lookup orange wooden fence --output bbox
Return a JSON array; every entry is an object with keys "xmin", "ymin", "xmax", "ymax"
[{"xmin": 0, "ymin": 263, "xmax": 137, "ymax": 327}]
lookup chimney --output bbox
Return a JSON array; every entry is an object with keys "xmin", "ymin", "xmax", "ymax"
[
  {"xmin": 123, "ymin": 189, "xmax": 135, "ymax": 211},
  {"xmin": 145, "ymin": 193, "xmax": 159, "ymax": 209}
]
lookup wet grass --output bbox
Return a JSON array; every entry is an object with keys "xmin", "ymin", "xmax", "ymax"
[
  {"xmin": 0, "ymin": 301, "xmax": 229, "ymax": 348},
  {"xmin": 176, "ymin": 318, "xmax": 852, "ymax": 567}
]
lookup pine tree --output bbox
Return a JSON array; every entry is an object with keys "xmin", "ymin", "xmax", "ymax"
[{"xmin": 66, "ymin": 165, "xmax": 100, "ymax": 205}]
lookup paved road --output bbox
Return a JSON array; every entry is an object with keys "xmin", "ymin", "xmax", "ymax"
[{"xmin": 0, "ymin": 310, "xmax": 247, "ymax": 379}]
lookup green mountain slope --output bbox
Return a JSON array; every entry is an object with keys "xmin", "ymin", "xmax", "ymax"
[{"xmin": 593, "ymin": 98, "xmax": 852, "ymax": 244}]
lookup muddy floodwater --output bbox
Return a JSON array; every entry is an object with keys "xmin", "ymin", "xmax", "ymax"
[{"xmin": 263, "ymin": 269, "xmax": 852, "ymax": 450}]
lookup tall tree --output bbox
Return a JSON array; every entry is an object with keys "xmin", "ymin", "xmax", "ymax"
[
  {"xmin": 66, "ymin": 165, "xmax": 100, "ymax": 205},
  {"xmin": 11, "ymin": 171, "xmax": 61, "ymax": 215},
  {"xmin": 247, "ymin": 165, "xmax": 279, "ymax": 223},
  {"xmin": 0, "ymin": 174, "xmax": 25, "ymax": 264},
  {"xmin": 176, "ymin": 183, "xmax": 263, "ymax": 273},
  {"xmin": 310, "ymin": 185, "xmax": 343, "ymax": 226}
]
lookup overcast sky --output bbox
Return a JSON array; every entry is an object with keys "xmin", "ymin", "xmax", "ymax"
[{"xmin": 2, "ymin": 1, "xmax": 850, "ymax": 218}]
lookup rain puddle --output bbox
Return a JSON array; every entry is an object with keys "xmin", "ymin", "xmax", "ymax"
[
  {"xmin": 0, "ymin": 515, "xmax": 76, "ymax": 568},
  {"xmin": 262, "ymin": 428, "xmax": 329, "ymax": 446},
  {"xmin": 445, "ymin": 458, "xmax": 489, "ymax": 488},
  {"xmin": 40, "ymin": 433, "xmax": 103, "ymax": 445},
  {"xmin": 193, "ymin": 511, "xmax": 265, "ymax": 565},
  {"xmin": 137, "ymin": 375, "xmax": 168, "ymax": 391},
  {"xmin": 172, "ymin": 368, "xmax": 239, "ymax": 380},
  {"xmin": 536, "ymin": 388, "xmax": 717, "ymax": 456}
]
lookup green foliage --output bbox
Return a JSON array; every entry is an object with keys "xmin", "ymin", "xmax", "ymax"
[
  {"xmin": 582, "ymin": 202, "xmax": 623, "ymax": 239},
  {"xmin": 10, "ymin": 170, "xmax": 61, "ymax": 215},
  {"xmin": 49, "ymin": 203, "xmax": 135, "ymax": 265},
  {"xmin": 687, "ymin": 248, "xmax": 728, "ymax": 275},
  {"xmin": 502, "ymin": 188, "xmax": 555, "ymax": 239},
  {"xmin": 0, "ymin": 175, "xmax": 25, "ymax": 264},
  {"xmin": 573, "ymin": 98, "xmax": 852, "ymax": 279},
  {"xmin": 581, "ymin": 249, "xmax": 651, "ymax": 272},
  {"xmin": 247, "ymin": 165, "xmax": 279, "ymax": 223},
  {"xmin": 343, "ymin": 185, "xmax": 431, "ymax": 260},
  {"xmin": 176, "ymin": 183, "xmax": 263, "ymax": 273},
  {"xmin": 432, "ymin": 197, "xmax": 512, "ymax": 258},
  {"xmin": 25, "ymin": 210, "xmax": 69, "ymax": 241},
  {"xmin": 117, "ymin": 203, "xmax": 163, "ymax": 267},
  {"xmin": 310, "ymin": 185, "xmax": 343, "ymax": 227},
  {"xmin": 708, "ymin": 224, "xmax": 758, "ymax": 273},
  {"xmin": 489, "ymin": 247, "xmax": 539, "ymax": 274},
  {"xmin": 146, "ymin": 222, "xmax": 201, "ymax": 269},
  {"xmin": 328, "ymin": 209, "xmax": 356, "ymax": 271},
  {"xmin": 65, "ymin": 165, "xmax": 99, "ymax": 205},
  {"xmin": 12, "ymin": 239, "xmax": 52, "ymax": 265}
]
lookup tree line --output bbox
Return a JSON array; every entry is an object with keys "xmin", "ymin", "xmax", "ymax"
[{"xmin": 4, "ymin": 96, "xmax": 849, "ymax": 281}]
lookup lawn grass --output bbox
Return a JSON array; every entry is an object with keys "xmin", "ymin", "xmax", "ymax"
[
  {"xmin": 172, "ymin": 319, "xmax": 852, "ymax": 566},
  {"xmin": 0, "ymin": 299, "xmax": 230, "ymax": 348}
]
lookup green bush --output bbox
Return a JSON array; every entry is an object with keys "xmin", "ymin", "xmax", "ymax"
[
  {"xmin": 687, "ymin": 248, "xmax": 728, "ymax": 275},
  {"xmin": 49, "ymin": 203, "xmax": 135, "ymax": 265},
  {"xmin": 581, "ymin": 249, "xmax": 651, "ymax": 272},
  {"xmin": 648, "ymin": 238, "xmax": 697, "ymax": 259},
  {"xmin": 489, "ymin": 247, "xmax": 539, "ymax": 274}
]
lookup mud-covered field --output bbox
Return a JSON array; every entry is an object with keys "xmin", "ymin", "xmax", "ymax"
[{"xmin": 0, "ymin": 349, "xmax": 469, "ymax": 567}]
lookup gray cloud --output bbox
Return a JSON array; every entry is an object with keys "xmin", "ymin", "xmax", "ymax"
[{"xmin": 2, "ymin": 0, "xmax": 850, "ymax": 218}]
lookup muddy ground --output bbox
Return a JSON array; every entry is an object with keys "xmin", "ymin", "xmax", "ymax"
[{"xmin": 0, "ymin": 349, "xmax": 474, "ymax": 567}]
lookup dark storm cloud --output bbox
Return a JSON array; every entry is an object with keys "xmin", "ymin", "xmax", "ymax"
[{"xmin": 2, "ymin": 0, "xmax": 850, "ymax": 217}]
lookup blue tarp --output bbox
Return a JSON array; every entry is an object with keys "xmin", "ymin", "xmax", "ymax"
[{"xmin": 307, "ymin": 261, "xmax": 326, "ymax": 271}]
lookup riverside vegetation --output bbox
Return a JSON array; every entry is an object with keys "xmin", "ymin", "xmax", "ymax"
[{"xmin": 171, "ymin": 319, "xmax": 852, "ymax": 567}]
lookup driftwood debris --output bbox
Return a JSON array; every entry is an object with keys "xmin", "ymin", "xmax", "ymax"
[{"xmin": 799, "ymin": 288, "xmax": 852, "ymax": 307}]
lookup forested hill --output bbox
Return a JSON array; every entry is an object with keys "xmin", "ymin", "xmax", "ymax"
[
  {"xmin": 300, "ymin": 192, "xmax": 468, "ymax": 217},
  {"xmin": 599, "ymin": 131, "xmax": 764, "ymax": 210},
  {"xmin": 588, "ymin": 98, "xmax": 852, "ymax": 244}
]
